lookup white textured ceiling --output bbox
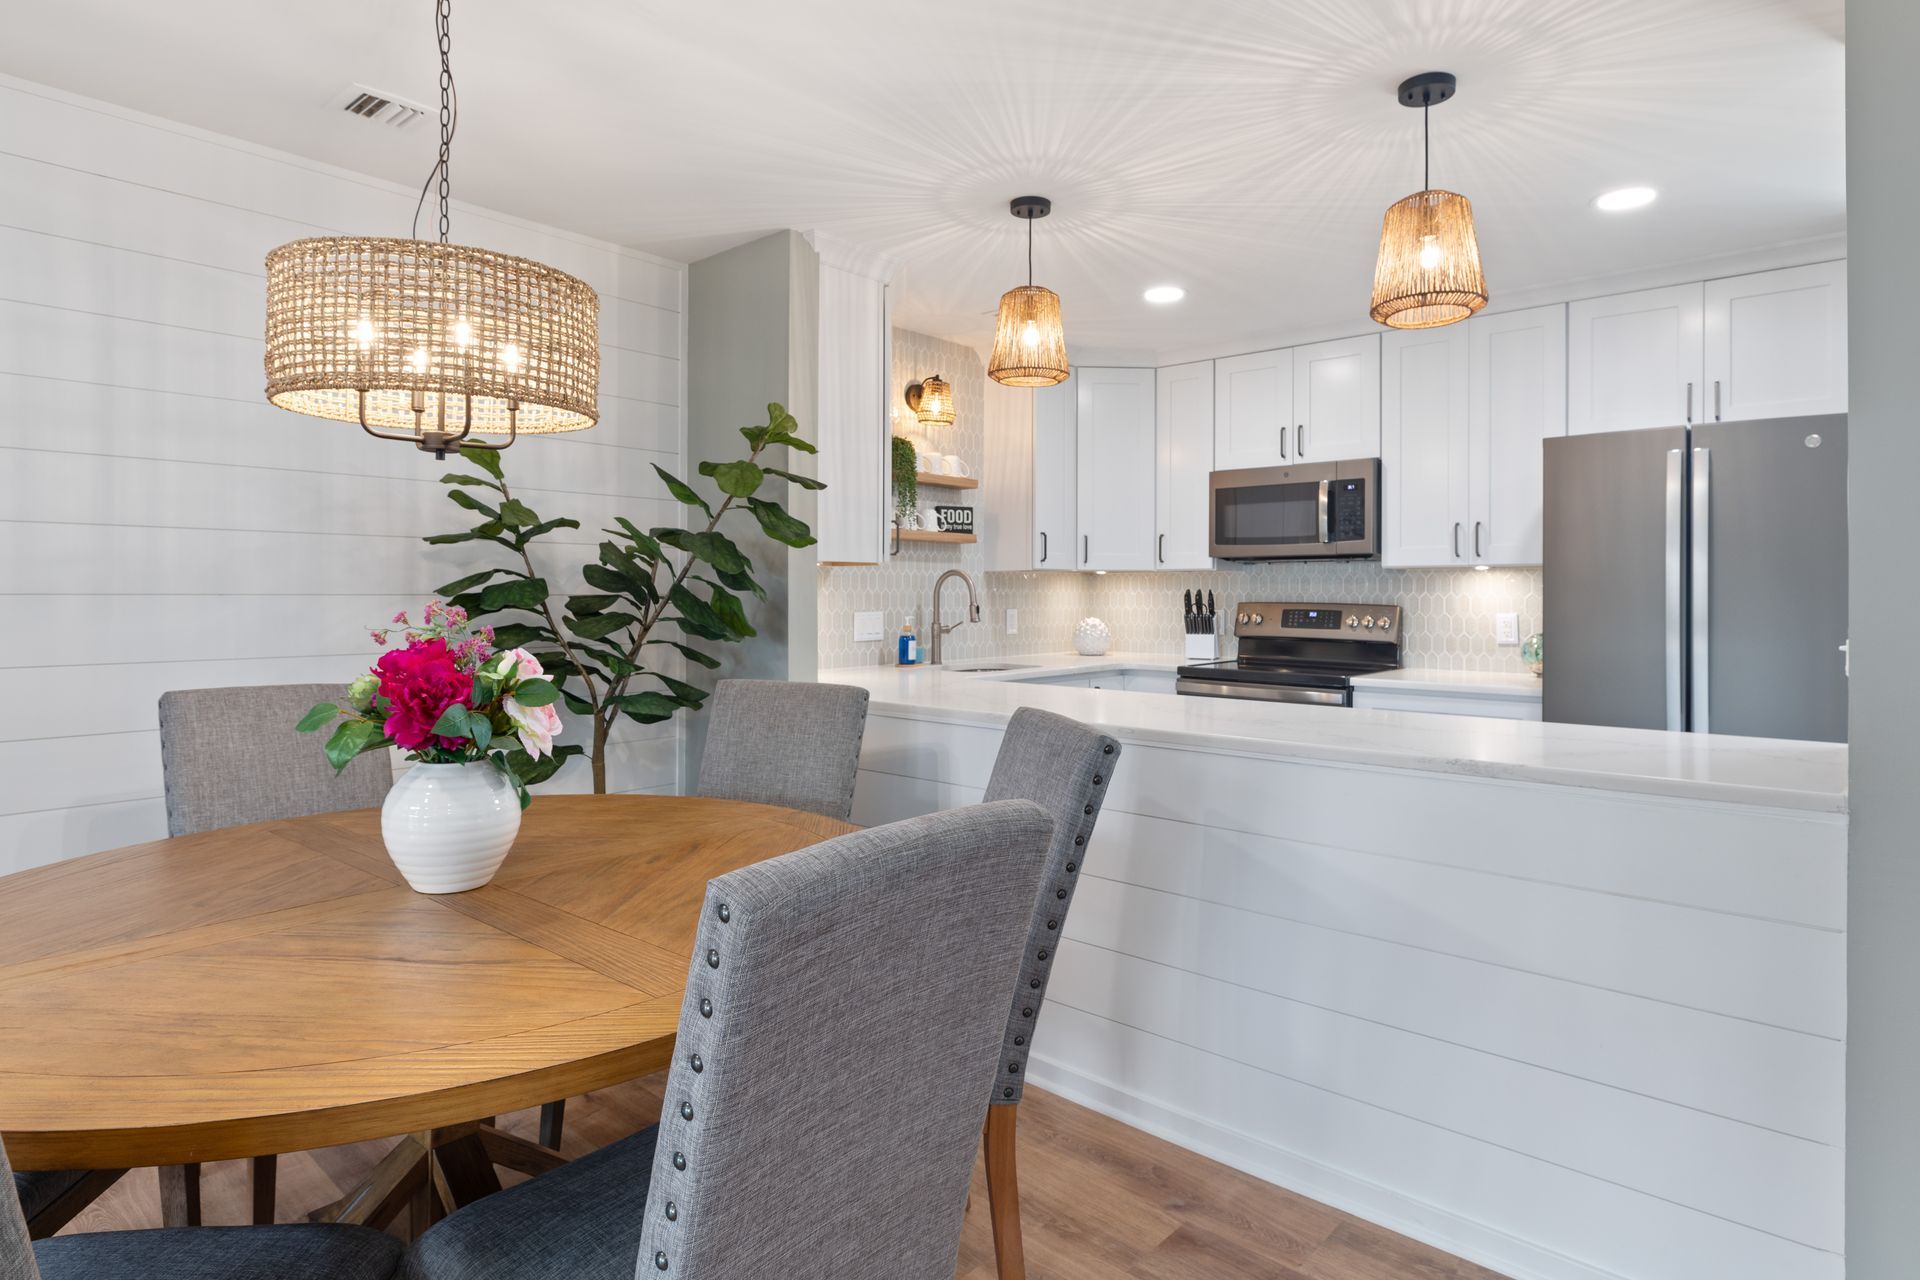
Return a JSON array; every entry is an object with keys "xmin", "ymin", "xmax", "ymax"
[{"xmin": 1, "ymin": 0, "xmax": 1845, "ymax": 360}]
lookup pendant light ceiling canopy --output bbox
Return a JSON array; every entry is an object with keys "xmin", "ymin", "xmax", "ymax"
[
  {"xmin": 263, "ymin": 0, "xmax": 599, "ymax": 457},
  {"xmin": 1369, "ymin": 72, "xmax": 1488, "ymax": 330},
  {"xmin": 988, "ymin": 196, "xmax": 1070, "ymax": 388}
]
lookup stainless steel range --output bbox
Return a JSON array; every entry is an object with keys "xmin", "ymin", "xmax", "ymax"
[{"xmin": 1175, "ymin": 602, "xmax": 1403, "ymax": 706}]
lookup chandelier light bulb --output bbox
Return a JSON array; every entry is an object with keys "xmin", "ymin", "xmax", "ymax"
[
  {"xmin": 408, "ymin": 347, "xmax": 430, "ymax": 374},
  {"xmin": 351, "ymin": 318, "xmax": 375, "ymax": 348},
  {"xmin": 451, "ymin": 318, "xmax": 474, "ymax": 347},
  {"xmin": 499, "ymin": 343, "xmax": 524, "ymax": 372},
  {"xmin": 1418, "ymin": 236, "xmax": 1444, "ymax": 270}
]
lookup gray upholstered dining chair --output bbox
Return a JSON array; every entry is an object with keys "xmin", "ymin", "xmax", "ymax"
[
  {"xmin": 2, "ymin": 1136, "xmax": 400, "ymax": 1280},
  {"xmin": 975, "ymin": 708, "xmax": 1123, "ymax": 1280},
  {"xmin": 403, "ymin": 799, "xmax": 1056, "ymax": 1280},
  {"xmin": 693, "ymin": 678, "xmax": 870, "ymax": 820},
  {"xmin": 152, "ymin": 683, "xmax": 393, "ymax": 1229}
]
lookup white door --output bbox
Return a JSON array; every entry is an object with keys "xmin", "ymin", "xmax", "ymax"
[
  {"xmin": 1212, "ymin": 349, "xmax": 1292, "ymax": 469},
  {"xmin": 1076, "ymin": 367, "xmax": 1158, "ymax": 571},
  {"xmin": 1567, "ymin": 283, "xmax": 1704, "ymax": 433},
  {"xmin": 1704, "ymin": 261, "xmax": 1848, "ymax": 422},
  {"xmin": 1380, "ymin": 325, "xmax": 1470, "ymax": 567},
  {"xmin": 1291, "ymin": 334, "xmax": 1381, "ymax": 460},
  {"xmin": 1471, "ymin": 303, "xmax": 1567, "ymax": 565},
  {"xmin": 1032, "ymin": 375, "xmax": 1078, "ymax": 569},
  {"xmin": 1155, "ymin": 360, "xmax": 1215, "ymax": 570}
]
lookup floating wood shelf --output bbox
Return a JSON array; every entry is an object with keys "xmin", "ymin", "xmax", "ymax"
[
  {"xmin": 897, "ymin": 529, "xmax": 977, "ymax": 544},
  {"xmin": 914, "ymin": 472, "xmax": 979, "ymax": 490}
]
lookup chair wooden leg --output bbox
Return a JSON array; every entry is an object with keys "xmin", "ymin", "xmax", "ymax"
[
  {"xmin": 159, "ymin": 1163, "xmax": 202, "ymax": 1228},
  {"xmin": 251, "ymin": 1154, "xmax": 277, "ymax": 1225},
  {"xmin": 983, "ymin": 1104, "xmax": 1025, "ymax": 1280},
  {"xmin": 539, "ymin": 1099, "xmax": 566, "ymax": 1150},
  {"xmin": 23, "ymin": 1169, "xmax": 126, "ymax": 1240}
]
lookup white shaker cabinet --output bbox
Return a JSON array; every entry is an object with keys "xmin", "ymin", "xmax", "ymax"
[
  {"xmin": 1213, "ymin": 349, "xmax": 1293, "ymax": 469},
  {"xmin": 1031, "ymin": 374, "xmax": 1079, "ymax": 568},
  {"xmin": 1470, "ymin": 303, "xmax": 1567, "ymax": 564},
  {"xmin": 980, "ymin": 374, "xmax": 1077, "ymax": 572},
  {"xmin": 1075, "ymin": 367, "xmax": 1158, "ymax": 571},
  {"xmin": 1291, "ymin": 333, "xmax": 1382, "ymax": 461},
  {"xmin": 1154, "ymin": 360, "xmax": 1215, "ymax": 570},
  {"xmin": 1704, "ymin": 260, "xmax": 1848, "ymax": 422},
  {"xmin": 1382, "ymin": 304, "xmax": 1564, "ymax": 568},
  {"xmin": 1380, "ymin": 324, "xmax": 1471, "ymax": 567},
  {"xmin": 810, "ymin": 247, "xmax": 891, "ymax": 564},
  {"xmin": 1568, "ymin": 283, "xmax": 1705, "ymax": 433}
]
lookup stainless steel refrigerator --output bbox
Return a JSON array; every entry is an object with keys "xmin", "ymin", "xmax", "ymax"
[{"xmin": 1542, "ymin": 414, "xmax": 1847, "ymax": 742}]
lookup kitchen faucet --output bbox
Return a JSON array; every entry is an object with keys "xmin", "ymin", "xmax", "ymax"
[{"xmin": 929, "ymin": 569, "xmax": 980, "ymax": 665}]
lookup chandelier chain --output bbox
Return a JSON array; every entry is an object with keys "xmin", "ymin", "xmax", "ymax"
[{"xmin": 409, "ymin": 0, "xmax": 459, "ymax": 242}]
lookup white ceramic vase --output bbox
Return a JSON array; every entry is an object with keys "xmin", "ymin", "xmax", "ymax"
[
  {"xmin": 1074, "ymin": 617, "xmax": 1112, "ymax": 656},
  {"xmin": 380, "ymin": 762, "xmax": 522, "ymax": 894}
]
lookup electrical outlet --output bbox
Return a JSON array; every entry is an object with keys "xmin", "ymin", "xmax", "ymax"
[
  {"xmin": 1496, "ymin": 613, "xmax": 1520, "ymax": 646},
  {"xmin": 853, "ymin": 610, "xmax": 885, "ymax": 644},
  {"xmin": 1005, "ymin": 608, "xmax": 1018, "ymax": 635}
]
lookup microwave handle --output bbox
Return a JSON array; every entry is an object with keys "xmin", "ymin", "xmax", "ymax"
[{"xmin": 1317, "ymin": 480, "xmax": 1331, "ymax": 544}]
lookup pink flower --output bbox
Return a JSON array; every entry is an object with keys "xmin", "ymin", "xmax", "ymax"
[
  {"xmin": 391, "ymin": 610, "xmax": 410, "ymax": 625},
  {"xmin": 374, "ymin": 638, "xmax": 474, "ymax": 751},
  {"xmin": 370, "ymin": 629, "xmax": 390, "ymax": 645},
  {"xmin": 501, "ymin": 648, "xmax": 563, "ymax": 760}
]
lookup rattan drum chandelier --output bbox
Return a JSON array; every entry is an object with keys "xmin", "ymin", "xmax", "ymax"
[
  {"xmin": 1369, "ymin": 72, "xmax": 1488, "ymax": 330},
  {"xmin": 987, "ymin": 197, "xmax": 1070, "ymax": 387},
  {"xmin": 264, "ymin": 0, "xmax": 598, "ymax": 458}
]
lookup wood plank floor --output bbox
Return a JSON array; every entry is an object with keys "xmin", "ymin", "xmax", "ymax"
[{"xmin": 66, "ymin": 1076, "xmax": 1509, "ymax": 1279}]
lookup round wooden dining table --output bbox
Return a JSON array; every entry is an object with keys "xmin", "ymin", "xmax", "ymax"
[{"xmin": 0, "ymin": 794, "xmax": 853, "ymax": 1226}]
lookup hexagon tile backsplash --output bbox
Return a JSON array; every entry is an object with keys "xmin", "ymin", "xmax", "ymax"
[{"xmin": 817, "ymin": 331, "xmax": 1542, "ymax": 674}]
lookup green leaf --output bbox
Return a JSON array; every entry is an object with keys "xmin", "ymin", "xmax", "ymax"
[
  {"xmin": 490, "ymin": 622, "xmax": 556, "ymax": 648},
  {"xmin": 594, "ymin": 542, "xmax": 659, "ymax": 600},
  {"xmin": 323, "ymin": 720, "xmax": 385, "ymax": 771},
  {"xmin": 561, "ymin": 689, "xmax": 597, "ymax": 716},
  {"xmin": 773, "ymin": 433, "xmax": 816, "ymax": 455},
  {"xmin": 653, "ymin": 464, "xmax": 713, "ymax": 517},
  {"xmin": 704, "ymin": 460, "xmax": 765, "ymax": 498},
  {"xmin": 296, "ymin": 702, "xmax": 340, "ymax": 733},
  {"xmin": 458, "ymin": 444, "xmax": 505, "ymax": 480},
  {"xmin": 440, "ymin": 472, "xmax": 504, "ymax": 493},
  {"xmin": 746, "ymin": 497, "xmax": 817, "ymax": 548},
  {"xmin": 435, "ymin": 568, "xmax": 515, "ymax": 596},
  {"xmin": 447, "ymin": 489, "xmax": 500, "ymax": 518},
  {"xmin": 495, "ymin": 498, "xmax": 540, "ymax": 529},
  {"xmin": 512, "ymin": 678, "xmax": 560, "ymax": 707},
  {"xmin": 615, "ymin": 692, "xmax": 682, "ymax": 724},
  {"xmin": 479, "ymin": 576, "xmax": 550, "ymax": 612},
  {"xmin": 469, "ymin": 716, "xmax": 492, "ymax": 752},
  {"xmin": 740, "ymin": 424, "xmax": 773, "ymax": 451},
  {"xmin": 431, "ymin": 704, "xmax": 472, "ymax": 738},
  {"xmin": 701, "ymin": 579, "xmax": 756, "ymax": 638},
  {"xmin": 712, "ymin": 563, "xmax": 767, "ymax": 600},
  {"xmin": 764, "ymin": 466, "xmax": 826, "ymax": 491},
  {"xmin": 647, "ymin": 672, "xmax": 710, "ymax": 706},
  {"xmin": 567, "ymin": 611, "xmax": 643, "ymax": 640},
  {"xmin": 565, "ymin": 593, "xmax": 622, "ymax": 617},
  {"xmin": 470, "ymin": 673, "xmax": 500, "ymax": 709},
  {"xmin": 647, "ymin": 639, "xmax": 723, "ymax": 669},
  {"xmin": 608, "ymin": 518, "xmax": 663, "ymax": 562},
  {"xmin": 516, "ymin": 516, "xmax": 580, "ymax": 546},
  {"xmin": 656, "ymin": 528, "xmax": 748, "ymax": 575},
  {"xmin": 668, "ymin": 583, "xmax": 732, "ymax": 641}
]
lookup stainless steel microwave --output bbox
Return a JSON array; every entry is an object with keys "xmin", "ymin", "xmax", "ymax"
[{"xmin": 1208, "ymin": 458, "xmax": 1381, "ymax": 561}]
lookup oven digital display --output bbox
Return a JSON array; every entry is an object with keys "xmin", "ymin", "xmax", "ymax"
[{"xmin": 1280, "ymin": 608, "xmax": 1344, "ymax": 629}]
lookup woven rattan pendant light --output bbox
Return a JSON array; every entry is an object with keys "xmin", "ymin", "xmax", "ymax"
[
  {"xmin": 264, "ymin": 0, "xmax": 598, "ymax": 457},
  {"xmin": 988, "ymin": 197, "xmax": 1070, "ymax": 387},
  {"xmin": 1369, "ymin": 72, "xmax": 1488, "ymax": 330}
]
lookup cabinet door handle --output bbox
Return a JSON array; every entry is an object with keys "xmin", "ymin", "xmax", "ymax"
[
  {"xmin": 1278, "ymin": 425, "xmax": 1287, "ymax": 460},
  {"xmin": 1040, "ymin": 531, "xmax": 1048, "ymax": 564},
  {"xmin": 1474, "ymin": 521, "xmax": 1483, "ymax": 558},
  {"xmin": 1083, "ymin": 534, "xmax": 1089, "ymax": 564},
  {"xmin": 1685, "ymin": 381, "xmax": 1694, "ymax": 424},
  {"xmin": 890, "ymin": 518, "xmax": 900, "ymax": 557},
  {"xmin": 1297, "ymin": 423, "xmax": 1305, "ymax": 457},
  {"xmin": 1158, "ymin": 532, "xmax": 1166, "ymax": 564},
  {"xmin": 1452, "ymin": 522, "xmax": 1461, "ymax": 558},
  {"xmin": 1713, "ymin": 379, "xmax": 1722, "ymax": 422}
]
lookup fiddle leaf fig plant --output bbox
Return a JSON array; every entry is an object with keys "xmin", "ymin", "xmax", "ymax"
[{"xmin": 426, "ymin": 403, "xmax": 820, "ymax": 793}]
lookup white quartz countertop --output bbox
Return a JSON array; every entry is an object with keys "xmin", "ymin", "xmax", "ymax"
[
  {"xmin": 820, "ymin": 652, "xmax": 1846, "ymax": 813},
  {"xmin": 1350, "ymin": 668, "xmax": 1543, "ymax": 699}
]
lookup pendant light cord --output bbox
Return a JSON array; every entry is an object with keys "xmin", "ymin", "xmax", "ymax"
[
  {"xmin": 1026, "ymin": 214, "xmax": 1034, "ymax": 286},
  {"xmin": 1423, "ymin": 98, "xmax": 1430, "ymax": 192},
  {"xmin": 410, "ymin": 0, "xmax": 458, "ymax": 242}
]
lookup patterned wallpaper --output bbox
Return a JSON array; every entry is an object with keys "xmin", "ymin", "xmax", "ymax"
[{"xmin": 817, "ymin": 328, "xmax": 1541, "ymax": 674}]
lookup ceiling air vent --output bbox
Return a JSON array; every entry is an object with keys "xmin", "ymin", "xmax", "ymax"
[{"xmin": 331, "ymin": 83, "xmax": 427, "ymax": 129}]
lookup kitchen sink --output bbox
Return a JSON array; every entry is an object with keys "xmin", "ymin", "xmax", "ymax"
[{"xmin": 948, "ymin": 663, "xmax": 1041, "ymax": 673}]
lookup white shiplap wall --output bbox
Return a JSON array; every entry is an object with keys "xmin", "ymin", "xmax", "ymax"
[{"xmin": 0, "ymin": 76, "xmax": 687, "ymax": 873}]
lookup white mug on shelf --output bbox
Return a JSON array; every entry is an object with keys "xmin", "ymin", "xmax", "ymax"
[
  {"xmin": 919, "ymin": 451, "xmax": 946, "ymax": 475},
  {"xmin": 943, "ymin": 456, "xmax": 970, "ymax": 477}
]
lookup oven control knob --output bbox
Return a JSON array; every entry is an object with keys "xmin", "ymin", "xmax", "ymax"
[
  {"xmin": 1249, "ymin": 613, "xmax": 1264, "ymax": 625},
  {"xmin": 1362, "ymin": 616, "xmax": 1375, "ymax": 629},
  {"xmin": 1377, "ymin": 616, "xmax": 1392, "ymax": 631},
  {"xmin": 1347, "ymin": 616, "xmax": 1358, "ymax": 628},
  {"xmin": 1237, "ymin": 613, "xmax": 1250, "ymax": 625}
]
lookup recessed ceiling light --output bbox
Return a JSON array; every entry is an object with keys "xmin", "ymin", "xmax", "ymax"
[
  {"xmin": 1593, "ymin": 186, "xmax": 1658, "ymax": 212},
  {"xmin": 1143, "ymin": 285, "xmax": 1185, "ymax": 304}
]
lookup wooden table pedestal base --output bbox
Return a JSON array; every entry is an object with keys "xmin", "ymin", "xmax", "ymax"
[{"xmin": 307, "ymin": 1122, "xmax": 566, "ymax": 1237}]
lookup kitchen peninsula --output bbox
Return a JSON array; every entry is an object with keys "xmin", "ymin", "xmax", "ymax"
[{"xmin": 823, "ymin": 658, "xmax": 1847, "ymax": 1280}]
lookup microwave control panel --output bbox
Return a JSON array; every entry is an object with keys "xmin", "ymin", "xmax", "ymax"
[{"xmin": 1329, "ymin": 479, "xmax": 1369, "ymax": 542}]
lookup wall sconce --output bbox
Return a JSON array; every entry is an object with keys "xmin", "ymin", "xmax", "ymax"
[{"xmin": 904, "ymin": 374, "xmax": 956, "ymax": 427}]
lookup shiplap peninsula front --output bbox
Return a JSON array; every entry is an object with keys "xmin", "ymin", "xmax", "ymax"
[{"xmin": 824, "ymin": 663, "xmax": 1846, "ymax": 1280}]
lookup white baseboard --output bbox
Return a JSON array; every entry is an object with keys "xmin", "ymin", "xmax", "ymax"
[{"xmin": 1025, "ymin": 1052, "xmax": 1627, "ymax": 1280}]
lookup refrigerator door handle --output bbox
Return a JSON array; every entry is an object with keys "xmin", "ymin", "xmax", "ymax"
[
  {"xmin": 1664, "ymin": 448, "xmax": 1685, "ymax": 731},
  {"xmin": 1690, "ymin": 446, "xmax": 1712, "ymax": 733}
]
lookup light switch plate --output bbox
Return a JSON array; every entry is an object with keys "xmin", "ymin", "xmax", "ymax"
[
  {"xmin": 1005, "ymin": 608, "xmax": 1018, "ymax": 635},
  {"xmin": 1495, "ymin": 613, "xmax": 1520, "ymax": 646},
  {"xmin": 853, "ymin": 610, "xmax": 885, "ymax": 644}
]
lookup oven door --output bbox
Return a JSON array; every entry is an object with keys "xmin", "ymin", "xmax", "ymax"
[
  {"xmin": 1175, "ymin": 678, "xmax": 1352, "ymax": 706},
  {"xmin": 1208, "ymin": 459, "xmax": 1379, "ymax": 560}
]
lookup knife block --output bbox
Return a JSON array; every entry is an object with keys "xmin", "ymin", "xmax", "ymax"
[{"xmin": 1184, "ymin": 632, "xmax": 1220, "ymax": 662}]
